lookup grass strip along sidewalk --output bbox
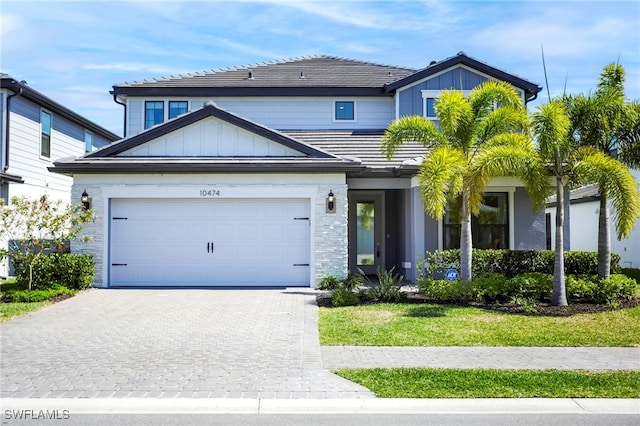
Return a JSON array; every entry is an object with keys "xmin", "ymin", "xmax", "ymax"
[{"xmin": 336, "ymin": 368, "xmax": 640, "ymax": 398}]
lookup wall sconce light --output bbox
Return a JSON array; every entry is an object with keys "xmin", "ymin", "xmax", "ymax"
[
  {"xmin": 326, "ymin": 189, "xmax": 336, "ymax": 213},
  {"xmin": 81, "ymin": 189, "xmax": 91, "ymax": 211}
]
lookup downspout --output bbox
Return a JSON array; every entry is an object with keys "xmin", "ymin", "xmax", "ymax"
[
  {"xmin": 525, "ymin": 91, "xmax": 538, "ymax": 107},
  {"xmin": 113, "ymin": 93, "xmax": 127, "ymax": 138},
  {"xmin": 4, "ymin": 84, "xmax": 23, "ymax": 172}
]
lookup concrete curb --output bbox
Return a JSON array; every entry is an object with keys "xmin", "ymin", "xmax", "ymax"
[{"xmin": 1, "ymin": 398, "xmax": 638, "ymax": 415}]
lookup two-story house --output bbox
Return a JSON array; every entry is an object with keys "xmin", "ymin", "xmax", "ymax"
[
  {"xmin": 52, "ymin": 52, "xmax": 544, "ymax": 288},
  {"xmin": 1, "ymin": 75, "xmax": 119, "ymax": 277}
]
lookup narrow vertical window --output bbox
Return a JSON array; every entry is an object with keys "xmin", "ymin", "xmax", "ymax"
[
  {"xmin": 335, "ymin": 101, "xmax": 355, "ymax": 121},
  {"xmin": 426, "ymin": 98, "xmax": 436, "ymax": 117},
  {"xmin": 84, "ymin": 131, "xmax": 93, "ymax": 153},
  {"xmin": 41, "ymin": 110, "xmax": 52, "ymax": 158},
  {"xmin": 168, "ymin": 101, "xmax": 188, "ymax": 119},
  {"xmin": 145, "ymin": 101, "xmax": 164, "ymax": 129}
]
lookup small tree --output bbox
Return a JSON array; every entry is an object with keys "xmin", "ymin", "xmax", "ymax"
[{"xmin": 0, "ymin": 195, "xmax": 95, "ymax": 290}]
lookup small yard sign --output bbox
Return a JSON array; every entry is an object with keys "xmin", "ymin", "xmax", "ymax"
[{"xmin": 445, "ymin": 269, "xmax": 459, "ymax": 281}]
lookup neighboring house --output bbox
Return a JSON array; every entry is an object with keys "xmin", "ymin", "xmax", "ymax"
[
  {"xmin": 52, "ymin": 52, "xmax": 545, "ymax": 288},
  {"xmin": 0, "ymin": 74, "xmax": 120, "ymax": 277},
  {"xmin": 546, "ymin": 169, "xmax": 640, "ymax": 269}
]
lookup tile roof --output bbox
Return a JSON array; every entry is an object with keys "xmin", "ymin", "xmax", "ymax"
[
  {"xmin": 547, "ymin": 184, "xmax": 600, "ymax": 205},
  {"xmin": 112, "ymin": 55, "xmax": 415, "ymax": 90},
  {"xmin": 284, "ymin": 130, "xmax": 426, "ymax": 170}
]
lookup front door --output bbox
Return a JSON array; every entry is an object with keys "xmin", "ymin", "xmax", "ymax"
[{"xmin": 349, "ymin": 192, "xmax": 384, "ymax": 275}]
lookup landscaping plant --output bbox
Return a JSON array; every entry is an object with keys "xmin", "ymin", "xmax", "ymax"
[{"xmin": 0, "ymin": 195, "xmax": 95, "ymax": 290}]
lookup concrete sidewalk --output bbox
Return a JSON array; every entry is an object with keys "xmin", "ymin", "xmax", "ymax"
[{"xmin": 1, "ymin": 397, "xmax": 639, "ymax": 414}]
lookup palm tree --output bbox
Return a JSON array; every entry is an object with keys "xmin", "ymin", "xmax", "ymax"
[
  {"xmin": 565, "ymin": 64, "xmax": 640, "ymax": 278},
  {"xmin": 532, "ymin": 101, "xmax": 571, "ymax": 306},
  {"xmin": 382, "ymin": 80, "xmax": 547, "ymax": 281},
  {"xmin": 534, "ymin": 101, "xmax": 639, "ymax": 306}
]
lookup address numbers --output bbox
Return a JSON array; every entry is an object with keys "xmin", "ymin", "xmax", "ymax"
[{"xmin": 199, "ymin": 189, "xmax": 221, "ymax": 197}]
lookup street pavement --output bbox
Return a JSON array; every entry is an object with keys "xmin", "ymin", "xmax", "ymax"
[{"xmin": 1, "ymin": 288, "xmax": 638, "ymax": 418}]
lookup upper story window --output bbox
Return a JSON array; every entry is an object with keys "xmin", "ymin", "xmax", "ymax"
[
  {"xmin": 168, "ymin": 101, "xmax": 188, "ymax": 119},
  {"xmin": 40, "ymin": 110, "xmax": 52, "ymax": 158},
  {"xmin": 334, "ymin": 101, "xmax": 355, "ymax": 121},
  {"xmin": 84, "ymin": 131, "xmax": 93, "ymax": 153},
  {"xmin": 426, "ymin": 98, "xmax": 436, "ymax": 118},
  {"xmin": 145, "ymin": 101, "xmax": 164, "ymax": 129}
]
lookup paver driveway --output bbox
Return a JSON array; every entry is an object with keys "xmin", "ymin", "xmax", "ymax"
[{"xmin": 0, "ymin": 288, "xmax": 372, "ymax": 399}]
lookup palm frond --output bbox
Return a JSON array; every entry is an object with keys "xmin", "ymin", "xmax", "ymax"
[
  {"xmin": 532, "ymin": 100, "xmax": 571, "ymax": 163},
  {"xmin": 381, "ymin": 116, "xmax": 445, "ymax": 160},
  {"xmin": 416, "ymin": 146, "xmax": 466, "ymax": 219},
  {"xmin": 573, "ymin": 149, "xmax": 640, "ymax": 239},
  {"xmin": 467, "ymin": 135, "xmax": 549, "ymax": 213},
  {"xmin": 476, "ymin": 105, "xmax": 530, "ymax": 144},
  {"xmin": 468, "ymin": 80, "xmax": 524, "ymax": 118}
]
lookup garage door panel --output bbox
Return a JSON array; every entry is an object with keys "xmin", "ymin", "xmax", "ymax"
[{"xmin": 110, "ymin": 198, "xmax": 310, "ymax": 287}]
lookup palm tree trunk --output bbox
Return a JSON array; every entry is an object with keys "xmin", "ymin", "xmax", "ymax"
[
  {"xmin": 460, "ymin": 193, "xmax": 473, "ymax": 281},
  {"xmin": 552, "ymin": 177, "xmax": 568, "ymax": 306},
  {"xmin": 597, "ymin": 195, "xmax": 611, "ymax": 279}
]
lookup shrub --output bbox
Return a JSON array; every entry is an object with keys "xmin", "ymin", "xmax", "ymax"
[
  {"xmin": 472, "ymin": 272, "xmax": 510, "ymax": 302},
  {"xmin": 509, "ymin": 272, "xmax": 553, "ymax": 302},
  {"xmin": 13, "ymin": 253, "xmax": 94, "ymax": 290},
  {"xmin": 331, "ymin": 284, "xmax": 360, "ymax": 307},
  {"xmin": 566, "ymin": 275, "xmax": 597, "ymax": 302},
  {"xmin": 622, "ymin": 268, "xmax": 640, "ymax": 282},
  {"xmin": 418, "ymin": 278, "xmax": 470, "ymax": 302},
  {"xmin": 2, "ymin": 284, "xmax": 75, "ymax": 303},
  {"xmin": 419, "ymin": 249, "xmax": 621, "ymax": 279},
  {"xmin": 367, "ymin": 266, "xmax": 405, "ymax": 303},
  {"xmin": 318, "ymin": 274, "xmax": 341, "ymax": 290},
  {"xmin": 597, "ymin": 274, "xmax": 638, "ymax": 304},
  {"xmin": 343, "ymin": 273, "xmax": 364, "ymax": 291}
]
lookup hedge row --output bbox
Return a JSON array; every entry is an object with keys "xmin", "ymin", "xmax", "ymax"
[
  {"xmin": 418, "ymin": 273, "xmax": 638, "ymax": 305},
  {"xmin": 13, "ymin": 253, "xmax": 95, "ymax": 290},
  {"xmin": 419, "ymin": 249, "xmax": 621, "ymax": 279}
]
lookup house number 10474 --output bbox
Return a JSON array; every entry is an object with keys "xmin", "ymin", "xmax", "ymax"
[{"xmin": 199, "ymin": 189, "xmax": 221, "ymax": 197}]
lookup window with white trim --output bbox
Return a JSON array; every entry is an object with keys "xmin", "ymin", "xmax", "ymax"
[{"xmin": 334, "ymin": 101, "xmax": 355, "ymax": 121}]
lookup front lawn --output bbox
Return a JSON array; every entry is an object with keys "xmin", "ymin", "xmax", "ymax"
[
  {"xmin": 319, "ymin": 303, "xmax": 640, "ymax": 346},
  {"xmin": 0, "ymin": 279, "xmax": 74, "ymax": 322},
  {"xmin": 336, "ymin": 368, "xmax": 640, "ymax": 398}
]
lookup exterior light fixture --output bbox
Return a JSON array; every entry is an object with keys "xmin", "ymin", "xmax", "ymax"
[
  {"xmin": 81, "ymin": 189, "xmax": 90, "ymax": 210},
  {"xmin": 326, "ymin": 189, "xmax": 336, "ymax": 213}
]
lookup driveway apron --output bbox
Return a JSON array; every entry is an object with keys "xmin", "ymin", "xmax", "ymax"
[{"xmin": 0, "ymin": 289, "xmax": 373, "ymax": 399}]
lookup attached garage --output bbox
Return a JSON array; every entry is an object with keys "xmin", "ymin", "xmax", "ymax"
[
  {"xmin": 110, "ymin": 198, "xmax": 310, "ymax": 287},
  {"xmin": 51, "ymin": 103, "xmax": 360, "ymax": 288}
]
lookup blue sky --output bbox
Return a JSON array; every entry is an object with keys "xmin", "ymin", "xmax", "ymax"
[{"xmin": 2, "ymin": 0, "xmax": 639, "ymax": 136}]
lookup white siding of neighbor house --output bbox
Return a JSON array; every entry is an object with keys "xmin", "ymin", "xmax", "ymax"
[
  {"xmin": 71, "ymin": 173, "xmax": 348, "ymax": 288},
  {"xmin": 4, "ymin": 97, "xmax": 88, "ymax": 203},
  {"xmin": 118, "ymin": 116, "xmax": 304, "ymax": 157},
  {"xmin": 546, "ymin": 175, "xmax": 640, "ymax": 269},
  {"xmin": 125, "ymin": 97, "xmax": 395, "ymax": 136}
]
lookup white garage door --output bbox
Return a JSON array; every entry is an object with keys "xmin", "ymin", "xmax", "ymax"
[{"xmin": 109, "ymin": 198, "xmax": 310, "ymax": 287}]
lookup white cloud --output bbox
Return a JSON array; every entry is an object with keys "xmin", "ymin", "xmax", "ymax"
[{"xmin": 84, "ymin": 63, "xmax": 187, "ymax": 75}]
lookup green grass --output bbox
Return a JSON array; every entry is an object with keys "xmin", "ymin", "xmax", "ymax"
[
  {"xmin": 336, "ymin": 368, "xmax": 640, "ymax": 398},
  {"xmin": 0, "ymin": 279, "xmax": 50, "ymax": 322},
  {"xmin": 319, "ymin": 303, "xmax": 640, "ymax": 346}
]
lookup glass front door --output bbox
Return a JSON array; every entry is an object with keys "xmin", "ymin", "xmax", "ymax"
[{"xmin": 349, "ymin": 192, "xmax": 384, "ymax": 275}]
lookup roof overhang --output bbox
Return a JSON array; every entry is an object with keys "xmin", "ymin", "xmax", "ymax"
[
  {"xmin": 111, "ymin": 86, "xmax": 390, "ymax": 98},
  {"xmin": 0, "ymin": 172, "xmax": 25, "ymax": 184},
  {"xmin": 50, "ymin": 157, "xmax": 364, "ymax": 176},
  {"xmin": 1, "ymin": 77, "xmax": 120, "ymax": 141}
]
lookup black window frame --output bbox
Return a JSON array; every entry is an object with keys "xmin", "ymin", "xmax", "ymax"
[
  {"xmin": 40, "ymin": 110, "xmax": 52, "ymax": 158},
  {"xmin": 334, "ymin": 101, "xmax": 355, "ymax": 121},
  {"xmin": 145, "ymin": 101, "xmax": 165, "ymax": 129}
]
